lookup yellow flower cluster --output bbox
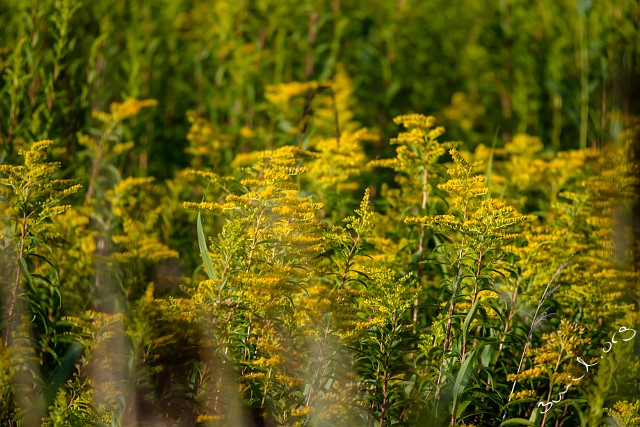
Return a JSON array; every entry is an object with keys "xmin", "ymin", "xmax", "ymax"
[
  {"xmin": 185, "ymin": 111, "xmax": 226, "ymax": 167},
  {"xmin": 265, "ymin": 81, "xmax": 318, "ymax": 106},
  {"xmin": 606, "ymin": 400, "xmax": 640, "ymax": 426},
  {"xmin": 406, "ymin": 149, "xmax": 526, "ymax": 246},
  {"xmin": 509, "ymin": 389, "xmax": 537, "ymax": 400},
  {"xmin": 306, "ymin": 129, "xmax": 373, "ymax": 189},
  {"xmin": 361, "ymin": 267, "xmax": 418, "ymax": 323},
  {"xmin": 109, "ymin": 98, "xmax": 158, "ymax": 121},
  {"xmin": 91, "ymin": 98, "xmax": 158, "ymax": 123},
  {"xmin": 393, "ymin": 113, "xmax": 436, "ymax": 129}
]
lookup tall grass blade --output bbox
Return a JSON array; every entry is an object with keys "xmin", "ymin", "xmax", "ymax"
[{"xmin": 197, "ymin": 212, "xmax": 217, "ymax": 281}]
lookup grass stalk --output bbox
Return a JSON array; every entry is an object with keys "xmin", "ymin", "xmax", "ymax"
[{"xmin": 502, "ymin": 252, "xmax": 576, "ymax": 421}]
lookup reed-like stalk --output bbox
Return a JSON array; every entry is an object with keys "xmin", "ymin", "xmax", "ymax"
[{"xmin": 502, "ymin": 252, "xmax": 576, "ymax": 421}]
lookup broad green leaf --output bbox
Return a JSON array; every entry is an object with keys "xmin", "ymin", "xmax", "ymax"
[
  {"xmin": 500, "ymin": 418, "xmax": 536, "ymax": 426},
  {"xmin": 452, "ymin": 348, "xmax": 476, "ymax": 415}
]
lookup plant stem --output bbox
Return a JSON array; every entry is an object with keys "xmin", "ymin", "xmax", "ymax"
[
  {"xmin": 86, "ymin": 130, "xmax": 108, "ymax": 201},
  {"xmin": 494, "ymin": 275, "xmax": 522, "ymax": 369},
  {"xmin": 578, "ymin": 7, "xmax": 589, "ymax": 149},
  {"xmin": 412, "ymin": 163, "xmax": 429, "ymax": 327},
  {"xmin": 191, "ymin": 362, "xmax": 209, "ymax": 426},
  {"xmin": 245, "ymin": 210, "xmax": 264, "ymax": 273},
  {"xmin": 4, "ymin": 212, "xmax": 27, "ymax": 348},
  {"xmin": 379, "ymin": 314, "xmax": 398, "ymax": 427},
  {"xmin": 340, "ymin": 236, "xmax": 359, "ymax": 287},
  {"xmin": 434, "ymin": 244, "xmax": 465, "ymax": 408},
  {"xmin": 462, "ymin": 245, "xmax": 484, "ymax": 357},
  {"xmin": 305, "ymin": 322, "xmax": 332, "ymax": 413},
  {"xmin": 540, "ymin": 351, "xmax": 564, "ymax": 427}
]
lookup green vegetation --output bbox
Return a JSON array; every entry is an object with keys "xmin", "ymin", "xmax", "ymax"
[{"xmin": 1, "ymin": 0, "xmax": 638, "ymax": 426}]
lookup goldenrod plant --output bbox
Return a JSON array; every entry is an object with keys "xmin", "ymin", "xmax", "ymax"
[
  {"xmin": 0, "ymin": 140, "xmax": 80, "ymax": 424},
  {"xmin": 1, "ymin": 108, "xmax": 637, "ymax": 426}
]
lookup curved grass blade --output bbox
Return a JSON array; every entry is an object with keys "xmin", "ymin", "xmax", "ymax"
[{"xmin": 197, "ymin": 212, "xmax": 217, "ymax": 281}]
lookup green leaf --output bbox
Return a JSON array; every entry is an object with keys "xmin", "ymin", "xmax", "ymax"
[
  {"xmin": 19, "ymin": 257, "xmax": 33, "ymax": 286},
  {"xmin": 499, "ymin": 418, "xmax": 536, "ymax": 426},
  {"xmin": 480, "ymin": 343, "xmax": 496, "ymax": 367},
  {"xmin": 462, "ymin": 298, "xmax": 480, "ymax": 345},
  {"xmin": 197, "ymin": 212, "xmax": 217, "ymax": 281},
  {"xmin": 456, "ymin": 399, "xmax": 472, "ymax": 418},
  {"xmin": 452, "ymin": 348, "xmax": 476, "ymax": 416}
]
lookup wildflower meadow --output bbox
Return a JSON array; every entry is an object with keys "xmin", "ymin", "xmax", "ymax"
[{"xmin": 1, "ymin": 1, "xmax": 639, "ymax": 426}]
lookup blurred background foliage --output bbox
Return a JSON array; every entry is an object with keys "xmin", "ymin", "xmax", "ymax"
[{"xmin": 1, "ymin": 0, "xmax": 638, "ymax": 173}]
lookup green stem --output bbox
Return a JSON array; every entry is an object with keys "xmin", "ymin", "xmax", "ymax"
[
  {"xmin": 379, "ymin": 315, "xmax": 398, "ymax": 427},
  {"xmin": 540, "ymin": 351, "xmax": 564, "ymax": 427},
  {"xmin": 435, "ymin": 244, "xmax": 466, "ymax": 407},
  {"xmin": 413, "ymin": 163, "xmax": 429, "ymax": 327},
  {"xmin": 4, "ymin": 212, "xmax": 28, "ymax": 348},
  {"xmin": 245, "ymin": 210, "xmax": 264, "ymax": 273},
  {"xmin": 462, "ymin": 245, "xmax": 484, "ymax": 358},
  {"xmin": 579, "ymin": 9, "xmax": 589, "ymax": 149}
]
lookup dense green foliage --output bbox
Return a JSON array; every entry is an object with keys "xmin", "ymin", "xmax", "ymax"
[{"xmin": 1, "ymin": 1, "xmax": 639, "ymax": 426}]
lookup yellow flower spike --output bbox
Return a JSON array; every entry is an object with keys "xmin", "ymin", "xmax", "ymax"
[{"xmin": 109, "ymin": 98, "xmax": 158, "ymax": 122}]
